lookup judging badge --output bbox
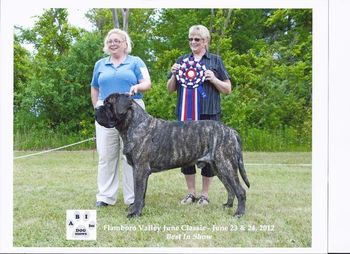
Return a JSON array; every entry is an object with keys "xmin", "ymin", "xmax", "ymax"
[
  {"xmin": 66, "ymin": 210, "xmax": 96, "ymax": 240},
  {"xmin": 175, "ymin": 56, "xmax": 207, "ymax": 121}
]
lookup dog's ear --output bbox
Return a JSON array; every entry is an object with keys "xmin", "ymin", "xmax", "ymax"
[{"xmin": 115, "ymin": 93, "xmax": 132, "ymax": 115}]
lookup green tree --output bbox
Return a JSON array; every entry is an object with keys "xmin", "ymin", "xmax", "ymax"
[
  {"xmin": 86, "ymin": 8, "xmax": 157, "ymax": 72},
  {"xmin": 15, "ymin": 8, "xmax": 86, "ymax": 131},
  {"xmin": 14, "ymin": 8, "xmax": 312, "ymax": 151},
  {"xmin": 14, "ymin": 34, "xmax": 32, "ymax": 113}
]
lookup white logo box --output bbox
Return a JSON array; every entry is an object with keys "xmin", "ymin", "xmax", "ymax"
[{"xmin": 66, "ymin": 210, "xmax": 96, "ymax": 240}]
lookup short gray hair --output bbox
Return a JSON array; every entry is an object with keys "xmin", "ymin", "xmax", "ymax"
[
  {"xmin": 189, "ymin": 25, "xmax": 211, "ymax": 51},
  {"xmin": 103, "ymin": 28, "xmax": 132, "ymax": 54}
]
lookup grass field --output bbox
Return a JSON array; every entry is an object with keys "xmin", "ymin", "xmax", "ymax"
[{"xmin": 13, "ymin": 151, "xmax": 311, "ymax": 248}]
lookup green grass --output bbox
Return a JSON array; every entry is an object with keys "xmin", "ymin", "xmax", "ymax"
[
  {"xmin": 13, "ymin": 131, "xmax": 95, "ymax": 151},
  {"xmin": 13, "ymin": 151, "xmax": 311, "ymax": 247},
  {"xmin": 14, "ymin": 127, "xmax": 311, "ymax": 152},
  {"xmin": 240, "ymin": 128, "xmax": 311, "ymax": 152}
]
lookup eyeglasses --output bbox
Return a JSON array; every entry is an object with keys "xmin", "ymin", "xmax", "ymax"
[
  {"xmin": 107, "ymin": 39, "xmax": 125, "ymax": 45},
  {"xmin": 188, "ymin": 38, "xmax": 202, "ymax": 42}
]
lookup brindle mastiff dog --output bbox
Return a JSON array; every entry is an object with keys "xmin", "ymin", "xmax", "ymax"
[{"xmin": 95, "ymin": 93, "xmax": 250, "ymax": 218}]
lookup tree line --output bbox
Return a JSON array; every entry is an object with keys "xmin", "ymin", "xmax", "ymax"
[{"xmin": 14, "ymin": 8, "xmax": 312, "ymax": 151}]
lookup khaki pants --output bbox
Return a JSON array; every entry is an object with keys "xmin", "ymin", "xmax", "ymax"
[{"xmin": 95, "ymin": 99, "xmax": 145, "ymax": 205}]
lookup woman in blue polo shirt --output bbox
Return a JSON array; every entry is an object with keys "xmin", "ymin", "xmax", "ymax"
[{"xmin": 91, "ymin": 28, "xmax": 151, "ymax": 208}]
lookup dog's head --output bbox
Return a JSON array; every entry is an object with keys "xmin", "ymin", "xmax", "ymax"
[{"xmin": 95, "ymin": 93, "xmax": 132, "ymax": 128}]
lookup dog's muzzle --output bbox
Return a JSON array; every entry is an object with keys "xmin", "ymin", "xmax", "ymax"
[{"xmin": 95, "ymin": 106, "xmax": 115, "ymax": 128}]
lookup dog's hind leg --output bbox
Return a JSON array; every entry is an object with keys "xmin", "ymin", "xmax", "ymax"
[
  {"xmin": 233, "ymin": 180, "xmax": 246, "ymax": 218},
  {"xmin": 213, "ymin": 162, "xmax": 235, "ymax": 209},
  {"xmin": 216, "ymin": 172, "xmax": 235, "ymax": 209},
  {"xmin": 230, "ymin": 166, "xmax": 247, "ymax": 218},
  {"xmin": 216, "ymin": 160, "xmax": 246, "ymax": 217},
  {"xmin": 127, "ymin": 167, "xmax": 151, "ymax": 219}
]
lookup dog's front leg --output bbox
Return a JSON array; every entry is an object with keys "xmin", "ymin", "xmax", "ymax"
[{"xmin": 127, "ymin": 166, "xmax": 151, "ymax": 219}]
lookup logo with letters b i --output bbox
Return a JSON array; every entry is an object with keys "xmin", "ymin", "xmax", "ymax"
[{"xmin": 66, "ymin": 210, "xmax": 96, "ymax": 240}]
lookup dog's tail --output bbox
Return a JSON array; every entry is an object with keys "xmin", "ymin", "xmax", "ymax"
[{"xmin": 235, "ymin": 132, "xmax": 250, "ymax": 188}]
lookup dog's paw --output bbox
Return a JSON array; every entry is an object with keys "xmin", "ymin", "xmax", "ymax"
[
  {"xmin": 233, "ymin": 209, "xmax": 245, "ymax": 218},
  {"xmin": 127, "ymin": 203, "xmax": 135, "ymax": 212},
  {"xmin": 127, "ymin": 210, "xmax": 142, "ymax": 219},
  {"xmin": 222, "ymin": 203, "xmax": 233, "ymax": 209}
]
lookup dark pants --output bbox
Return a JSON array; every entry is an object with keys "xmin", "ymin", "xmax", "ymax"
[{"xmin": 181, "ymin": 114, "xmax": 220, "ymax": 177}]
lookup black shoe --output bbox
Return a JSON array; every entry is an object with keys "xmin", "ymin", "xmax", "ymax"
[{"xmin": 96, "ymin": 201, "xmax": 109, "ymax": 207}]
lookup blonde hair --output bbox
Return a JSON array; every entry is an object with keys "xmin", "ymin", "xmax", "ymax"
[
  {"xmin": 189, "ymin": 25, "xmax": 211, "ymax": 51},
  {"xmin": 103, "ymin": 28, "xmax": 132, "ymax": 54}
]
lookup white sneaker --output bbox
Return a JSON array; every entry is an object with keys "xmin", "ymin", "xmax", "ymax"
[
  {"xmin": 197, "ymin": 195, "xmax": 210, "ymax": 205},
  {"xmin": 180, "ymin": 193, "xmax": 196, "ymax": 204}
]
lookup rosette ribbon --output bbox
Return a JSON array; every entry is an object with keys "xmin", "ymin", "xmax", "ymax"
[{"xmin": 175, "ymin": 56, "xmax": 207, "ymax": 121}]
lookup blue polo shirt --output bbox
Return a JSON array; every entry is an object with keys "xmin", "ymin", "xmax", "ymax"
[{"xmin": 91, "ymin": 55, "xmax": 149, "ymax": 100}]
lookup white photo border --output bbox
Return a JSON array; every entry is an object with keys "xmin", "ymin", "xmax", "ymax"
[{"xmin": 1, "ymin": 0, "xmax": 328, "ymax": 253}]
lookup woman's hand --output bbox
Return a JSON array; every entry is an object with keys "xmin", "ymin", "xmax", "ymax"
[
  {"xmin": 204, "ymin": 70, "xmax": 231, "ymax": 94},
  {"xmin": 129, "ymin": 84, "xmax": 140, "ymax": 95},
  {"xmin": 171, "ymin": 63, "xmax": 180, "ymax": 74},
  {"xmin": 204, "ymin": 70, "xmax": 217, "ymax": 82},
  {"xmin": 129, "ymin": 78, "xmax": 152, "ymax": 95}
]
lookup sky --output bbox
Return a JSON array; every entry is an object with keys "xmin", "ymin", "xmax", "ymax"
[
  {"xmin": 14, "ymin": 7, "xmax": 93, "ymax": 31},
  {"xmin": 14, "ymin": 7, "xmax": 93, "ymax": 52}
]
